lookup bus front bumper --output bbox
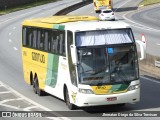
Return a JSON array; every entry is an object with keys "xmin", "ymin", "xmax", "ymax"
[{"xmin": 74, "ymin": 89, "xmax": 140, "ymax": 107}]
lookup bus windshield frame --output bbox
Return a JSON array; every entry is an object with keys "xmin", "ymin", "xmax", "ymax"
[{"xmin": 75, "ymin": 29, "xmax": 139, "ymax": 86}]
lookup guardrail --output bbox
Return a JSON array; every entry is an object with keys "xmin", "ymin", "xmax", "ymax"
[{"xmin": 54, "ymin": 0, "xmax": 92, "ymax": 15}]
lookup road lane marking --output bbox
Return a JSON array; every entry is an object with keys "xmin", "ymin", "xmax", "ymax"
[
  {"xmin": 13, "ymin": 47, "xmax": 18, "ymax": 51},
  {"xmin": 23, "ymin": 106, "xmax": 38, "ymax": 111},
  {"xmin": 9, "ymin": 39, "xmax": 12, "ymax": 42},
  {"xmin": 157, "ymin": 44, "xmax": 160, "ymax": 46},
  {"xmin": 13, "ymin": 27, "xmax": 16, "ymax": 29},
  {"xmin": 0, "ymin": 104, "xmax": 20, "ymax": 110},
  {"xmin": 0, "ymin": 1, "xmax": 77, "ymax": 25},
  {"xmin": 0, "ymin": 98, "xmax": 23, "ymax": 104},
  {"xmin": 0, "ymin": 91, "xmax": 12, "ymax": 94},
  {"xmin": 122, "ymin": 11, "xmax": 160, "ymax": 32},
  {"xmin": 0, "ymin": 81, "xmax": 71, "ymax": 120},
  {"xmin": 0, "ymin": 84, "xmax": 4, "ymax": 87},
  {"xmin": 9, "ymin": 33, "xmax": 12, "ymax": 36},
  {"xmin": 114, "ymin": 0, "xmax": 132, "ymax": 12},
  {"xmin": 40, "ymin": 13, "xmax": 45, "ymax": 15},
  {"xmin": 140, "ymin": 76, "xmax": 160, "ymax": 84}
]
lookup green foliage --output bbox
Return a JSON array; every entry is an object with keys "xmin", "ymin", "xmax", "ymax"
[
  {"xmin": 140, "ymin": 0, "xmax": 160, "ymax": 6},
  {"xmin": 0, "ymin": 0, "xmax": 59, "ymax": 15}
]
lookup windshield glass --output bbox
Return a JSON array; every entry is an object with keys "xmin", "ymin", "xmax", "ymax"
[
  {"xmin": 77, "ymin": 45, "xmax": 138, "ymax": 85},
  {"xmin": 76, "ymin": 28, "xmax": 134, "ymax": 47}
]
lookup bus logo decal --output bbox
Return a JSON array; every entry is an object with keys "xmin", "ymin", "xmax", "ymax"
[{"xmin": 32, "ymin": 52, "xmax": 45, "ymax": 63}]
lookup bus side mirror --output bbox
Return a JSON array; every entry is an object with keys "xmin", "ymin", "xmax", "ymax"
[
  {"xmin": 70, "ymin": 45, "xmax": 78, "ymax": 65},
  {"xmin": 136, "ymin": 40, "xmax": 146, "ymax": 60}
]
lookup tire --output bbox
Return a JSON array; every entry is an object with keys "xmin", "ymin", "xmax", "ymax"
[
  {"xmin": 33, "ymin": 76, "xmax": 45, "ymax": 96},
  {"xmin": 32, "ymin": 78, "xmax": 37, "ymax": 94},
  {"xmin": 65, "ymin": 89, "xmax": 76, "ymax": 110},
  {"xmin": 117, "ymin": 103, "xmax": 126, "ymax": 107}
]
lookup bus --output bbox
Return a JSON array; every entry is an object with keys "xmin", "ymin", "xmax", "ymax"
[
  {"xmin": 22, "ymin": 15, "xmax": 146, "ymax": 110},
  {"xmin": 93, "ymin": 0, "xmax": 113, "ymax": 13}
]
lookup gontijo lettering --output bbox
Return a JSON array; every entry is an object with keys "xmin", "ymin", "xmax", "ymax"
[{"xmin": 32, "ymin": 52, "xmax": 45, "ymax": 63}]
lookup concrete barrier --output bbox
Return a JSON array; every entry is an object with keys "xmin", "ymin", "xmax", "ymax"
[{"xmin": 54, "ymin": 0, "xmax": 92, "ymax": 15}]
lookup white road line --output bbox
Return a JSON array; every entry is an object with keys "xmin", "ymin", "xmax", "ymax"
[
  {"xmin": 13, "ymin": 27, "xmax": 16, "ymax": 29},
  {"xmin": 0, "ymin": 91, "xmax": 12, "ymax": 94},
  {"xmin": 114, "ymin": 0, "xmax": 132, "ymax": 12},
  {"xmin": 0, "ymin": 98, "xmax": 23, "ymax": 104},
  {"xmin": 0, "ymin": 9, "xmax": 40, "ymax": 25},
  {"xmin": 0, "ymin": 104, "xmax": 20, "ymax": 110},
  {"xmin": 9, "ymin": 39, "xmax": 12, "ymax": 42},
  {"xmin": 23, "ymin": 106, "xmax": 38, "ymax": 111},
  {"xmin": 40, "ymin": 13, "xmax": 45, "ymax": 15},
  {"xmin": 0, "ymin": 81, "xmax": 71, "ymax": 120},
  {"xmin": 0, "ymin": 1, "xmax": 76, "ymax": 25},
  {"xmin": 0, "ymin": 84, "xmax": 4, "ymax": 87},
  {"xmin": 9, "ymin": 32, "xmax": 12, "ymax": 36},
  {"xmin": 13, "ymin": 47, "xmax": 18, "ymax": 51},
  {"xmin": 157, "ymin": 44, "xmax": 160, "ymax": 46},
  {"xmin": 140, "ymin": 76, "xmax": 160, "ymax": 84},
  {"xmin": 123, "ymin": 11, "xmax": 160, "ymax": 32}
]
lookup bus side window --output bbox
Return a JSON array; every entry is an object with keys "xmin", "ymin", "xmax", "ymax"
[
  {"xmin": 51, "ymin": 32, "xmax": 57, "ymax": 54},
  {"xmin": 22, "ymin": 27, "xmax": 27, "ymax": 46},
  {"xmin": 37, "ymin": 30, "xmax": 45, "ymax": 50},
  {"xmin": 32, "ymin": 29, "xmax": 37, "ymax": 49},
  {"xmin": 67, "ymin": 31, "xmax": 77, "ymax": 86},
  {"xmin": 40, "ymin": 31, "xmax": 45, "ymax": 50},
  {"xmin": 59, "ymin": 33, "xmax": 66, "ymax": 56},
  {"xmin": 28, "ymin": 28, "xmax": 33, "ymax": 48},
  {"xmin": 48, "ymin": 30, "xmax": 52, "ymax": 52},
  {"xmin": 50, "ymin": 30, "xmax": 65, "ymax": 56},
  {"xmin": 37, "ymin": 30, "xmax": 41, "ymax": 50},
  {"xmin": 44, "ymin": 31, "xmax": 49, "ymax": 51},
  {"xmin": 55, "ymin": 35, "xmax": 60, "ymax": 54}
]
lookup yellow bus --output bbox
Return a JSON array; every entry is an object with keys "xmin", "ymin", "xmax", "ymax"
[
  {"xmin": 22, "ymin": 15, "xmax": 146, "ymax": 110},
  {"xmin": 93, "ymin": 0, "xmax": 113, "ymax": 13}
]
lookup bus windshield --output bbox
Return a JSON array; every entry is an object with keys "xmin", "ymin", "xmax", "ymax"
[
  {"xmin": 76, "ymin": 28, "xmax": 134, "ymax": 47},
  {"xmin": 77, "ymin": 45, "xmax": 138, "ymax": 86},
  {"xmin": 75, "ymin": 29, "xmax": 138, "ymax": 85}
]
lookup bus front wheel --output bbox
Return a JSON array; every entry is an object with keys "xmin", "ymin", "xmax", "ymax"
[{"xmin": 65, "ymin": 89, "xmax": 76, "ymax": 110}]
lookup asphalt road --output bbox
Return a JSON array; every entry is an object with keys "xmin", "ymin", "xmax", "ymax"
[{"xmin": 0, "ymin": 0, "xmax": 160, "ymax": 120}]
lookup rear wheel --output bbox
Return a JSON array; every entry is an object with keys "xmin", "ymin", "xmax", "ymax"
[
  {"xmin": 32, "ymin": 78, "xmax": 37, "ymax": 94},
  {"xmin": 33, "ymin": 76, "xmax": 45, "ymax": 96},
  {"xmin": 65, "ymin": 89, "xmax": 76, "ymax": 110}
]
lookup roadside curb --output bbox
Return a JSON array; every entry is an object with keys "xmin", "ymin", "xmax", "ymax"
[{"xmin": 138, "ymin": 3, "xmax": 160, "ymax": 10}]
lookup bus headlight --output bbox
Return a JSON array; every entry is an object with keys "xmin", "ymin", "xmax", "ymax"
[
  {"xmin": 128, "ymin": 84, "xmax": 140, "ymax": 91},
  {"xmin": 79, "ymin": 88, "xmax": 94, "ymax": 94}
]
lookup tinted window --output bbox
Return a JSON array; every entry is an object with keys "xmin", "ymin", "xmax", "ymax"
[
  {"xmin": 103, "ymin": 10, "xmax": 112, "ymax": 13},
  {"xmin": 22, "ymin": 27, "xmax": 66, "ymax": 56}
]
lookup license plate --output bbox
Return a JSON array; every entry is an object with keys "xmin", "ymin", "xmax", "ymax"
[{"xmin": 106, "ymin": 97, "xmax": 117, "ymax": 101}]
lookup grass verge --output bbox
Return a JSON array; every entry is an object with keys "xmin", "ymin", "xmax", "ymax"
[
  {"xmin": 140, "ymin": 0, "xmax": 160, "ymax": 6},
  {"xmin": 0, "ymin": 0, "xmax": 59, "ymax": 15}
]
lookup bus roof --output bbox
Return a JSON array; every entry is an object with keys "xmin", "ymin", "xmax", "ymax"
[{"xmin": 22, "ymin": 15, "xmax": 130, "ymax": 31}]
